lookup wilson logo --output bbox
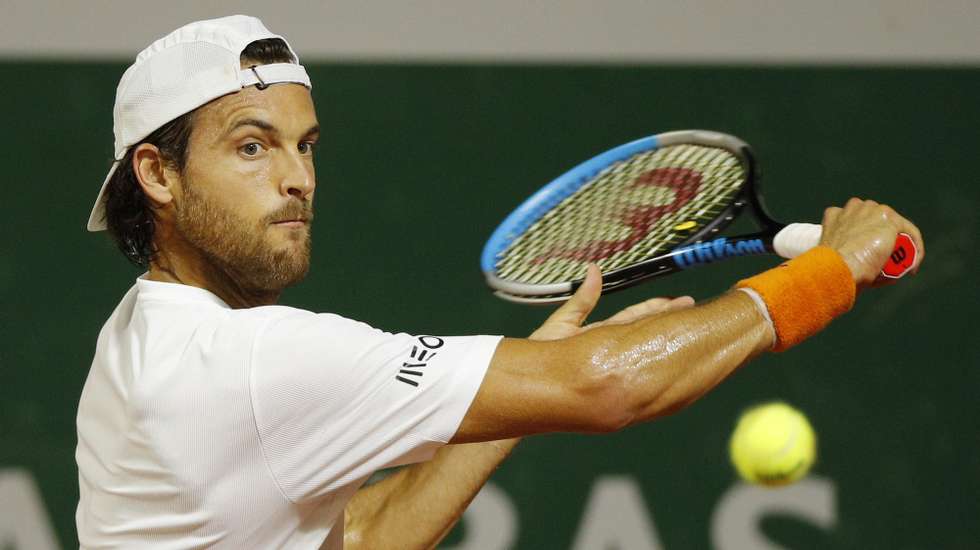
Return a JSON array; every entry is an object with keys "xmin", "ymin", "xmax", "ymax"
[
  {"xmin": 673, "ymin": 238, "xmax": 766, "ymax": 268},
  {"xmin": 534, "ymin": 167, "xmax": 703, "ymax": 264}
]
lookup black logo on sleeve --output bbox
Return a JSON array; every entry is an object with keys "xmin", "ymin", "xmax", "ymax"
[{"xmin": 396, "ymin": 336, "xmax": 445, "ymax": 387}]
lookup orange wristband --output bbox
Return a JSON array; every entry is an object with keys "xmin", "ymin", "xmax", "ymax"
[{"xmin": 736, "ymin": 246, "xmax": 856, "ymax": 352}]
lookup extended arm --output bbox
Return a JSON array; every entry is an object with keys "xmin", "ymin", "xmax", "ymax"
[
  {"xmin": 454, "ymin": 289, "xmax": 771, "ymax": 441},
  {"xmin": 453, "ymin": 197, "xmax": 925, "ymax": 442}
]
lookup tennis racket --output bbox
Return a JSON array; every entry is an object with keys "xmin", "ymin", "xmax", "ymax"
[{"xmin": 481, "ymin": 130, "xmax": 916, "ymax": 304}]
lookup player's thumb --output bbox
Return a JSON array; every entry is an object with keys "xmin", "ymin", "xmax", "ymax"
[{"xmin": 548, "ymin": 264, "xmax": 602, "ymax": 327}]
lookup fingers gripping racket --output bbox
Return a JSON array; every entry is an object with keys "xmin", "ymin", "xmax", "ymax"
[{"xmin": 481, "ymin": 130, "xmax": 916, "ymax": 304}]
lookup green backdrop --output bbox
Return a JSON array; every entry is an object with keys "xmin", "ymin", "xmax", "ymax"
[{"xmin": 1, "ymin": 62, "xmax": 977, "ymax": 548}]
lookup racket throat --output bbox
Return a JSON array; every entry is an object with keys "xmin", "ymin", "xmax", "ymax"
[{"xmin": 671, "ymin": 236, "xmax": 771, "ymax": 269}]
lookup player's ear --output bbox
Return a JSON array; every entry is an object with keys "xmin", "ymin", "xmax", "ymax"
[{"xmin": 132, "ymin": 143, "xmax": 177, "ymax": 207}]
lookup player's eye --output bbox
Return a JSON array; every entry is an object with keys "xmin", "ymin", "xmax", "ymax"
[
  {"xmin": 239, "ymin": 142, "xmax": 266, "ymax": 156},
  {"xmin": 298, "ymin": 141, "xmax": 316, "ymax": 155}
]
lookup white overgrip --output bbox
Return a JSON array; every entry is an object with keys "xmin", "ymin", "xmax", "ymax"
[{"xmin": 772, "ymin": 223, "xmax": 822, "ymax": 259}]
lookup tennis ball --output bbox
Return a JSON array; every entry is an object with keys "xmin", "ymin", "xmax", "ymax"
[{"xmin": 729, "ymin": 401, "xmax": 816, "ymax": 486}]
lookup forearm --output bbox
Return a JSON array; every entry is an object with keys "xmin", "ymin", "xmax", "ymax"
[
  {"xmin": 344, "ymin": 438, "xmax": 519, "ymax": 550},
  {"xmin": 587, "ymin": 290, "xmax": 773, "ymax": 427},
  {"xmin": 454, "ymin": 290, "xmax": 773, "ymax": 441}
]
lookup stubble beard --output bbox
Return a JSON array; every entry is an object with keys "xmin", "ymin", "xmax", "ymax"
[{"xmin": 175, "ymin": 183, "xmax": 312, "ymax": 294}]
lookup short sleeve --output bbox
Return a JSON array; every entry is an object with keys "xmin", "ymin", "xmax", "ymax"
[{"xmin": 248, "ymin": 308, "xmax": 501, "ymax": 502}]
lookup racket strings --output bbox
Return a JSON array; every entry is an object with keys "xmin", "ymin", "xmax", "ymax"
[{"xmin": 496, "ymin": 144, "xmax": 745, "ymax": 285}]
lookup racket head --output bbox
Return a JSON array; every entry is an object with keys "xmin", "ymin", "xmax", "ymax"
[{"xmin": 482, "ymin": 130, "xmax": 770, "ymax": 302}]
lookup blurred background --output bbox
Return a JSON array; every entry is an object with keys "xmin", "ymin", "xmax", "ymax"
[{"xmin": 1, "ymin": 1, "xmax": 978, "ymax": 548}]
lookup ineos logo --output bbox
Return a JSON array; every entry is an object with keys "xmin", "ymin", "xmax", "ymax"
[{"xmin": 395, "ymin": 336, "xmax": 445, "ymax": 387}]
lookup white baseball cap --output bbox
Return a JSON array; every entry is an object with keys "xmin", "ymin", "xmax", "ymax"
[{"xmin": 87, "ymin": 14, "xmax": 312, "ymax": 231}]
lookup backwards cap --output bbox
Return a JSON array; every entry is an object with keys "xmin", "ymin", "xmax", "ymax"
[{"xmin": 86, "ymin": 14, "xmax": 312, "ymax": 231}]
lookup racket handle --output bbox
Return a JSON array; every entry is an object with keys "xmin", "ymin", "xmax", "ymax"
[
  {"xmin": 772, "ymin": 223, "xmax": 822, "ymax": 259},
  {"xmin": 773, "ymin": 223, "xmax": 917, "ymax": 279}
]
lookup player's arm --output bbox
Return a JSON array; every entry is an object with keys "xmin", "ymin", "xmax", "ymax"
[
  {"xmin": 342, "ymin": 438, "xmax": 518, "ymax": 550},
  {"xmin": 453, "ymin": 198, "xmax": 925, "ymax": 443},
  {"xmin": 455, "ymin": 288, "xmax": 771, "ymax": 441},
  {"xmin": 342, "ymin": 292, "xmax": 693, "ymax": 550}
]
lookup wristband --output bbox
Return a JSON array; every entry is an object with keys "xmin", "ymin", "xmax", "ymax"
[{"xmin": 736, "ymin": 246, "xmax": 856, "ymax": 352}]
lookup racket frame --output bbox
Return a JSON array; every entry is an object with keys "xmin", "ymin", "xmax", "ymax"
[{"xmin": 483, "ymin": 130, "xmax": 789, "ymax": 304}]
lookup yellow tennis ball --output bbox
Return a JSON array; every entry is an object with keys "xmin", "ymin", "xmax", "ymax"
[{"xmin": 729, "ymin": 401, "xmax": 816, "ymax": 486}]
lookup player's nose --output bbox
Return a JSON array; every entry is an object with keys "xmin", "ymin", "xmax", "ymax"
[{"xmin": 279, "ymin": 150, "xmax": 315, "ymax": 199}]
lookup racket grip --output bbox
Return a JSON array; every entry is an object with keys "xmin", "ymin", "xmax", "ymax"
[
  {"xmin": 772, "ymin": 223, "xmax": 822, "ymax": 259},
  {"xmin": 772, "ymin": 223, "xmax": 917, "ymax": 279}
]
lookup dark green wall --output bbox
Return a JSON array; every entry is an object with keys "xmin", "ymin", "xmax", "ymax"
[{"xmin": 2, "ymin": 62, "xmax": 977, "ymax": 548}]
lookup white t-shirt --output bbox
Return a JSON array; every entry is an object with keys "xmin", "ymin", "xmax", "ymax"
[{"xmin": 76, "ymin": 277, "xmax": 500, "ymax": 549}]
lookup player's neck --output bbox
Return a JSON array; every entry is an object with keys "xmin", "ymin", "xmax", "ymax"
[{"xmin": 146, "ymin": 247, "xmax": 282, "ymax": 309}]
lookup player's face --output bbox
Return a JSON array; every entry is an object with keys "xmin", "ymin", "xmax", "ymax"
[{"xmin": 174, "ymin": 83, "xmax": 319, "ymax": 292}]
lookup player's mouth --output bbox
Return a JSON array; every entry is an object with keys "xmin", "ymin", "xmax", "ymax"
[{"xmin": 272, "ymin": 218, "xmax": 309, "ymax": 228}]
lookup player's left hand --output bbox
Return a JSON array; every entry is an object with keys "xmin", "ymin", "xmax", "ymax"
[
  {"xmin": 819, "ymin": 197, "xmax": 925, "ymax": 290},
  {"xmin": 529, "ymin": 264, "xmax": 695, "ymax": 341}
]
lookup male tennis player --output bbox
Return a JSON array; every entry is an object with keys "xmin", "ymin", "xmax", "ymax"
[{"xmin": 78, "ymin": 15, "xmax": 924, "ymax": 549}]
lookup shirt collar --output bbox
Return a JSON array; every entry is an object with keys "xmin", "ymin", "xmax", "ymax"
[{"xmin": 135, "ymin": 274, "xmax": 231, "ymax": 309}]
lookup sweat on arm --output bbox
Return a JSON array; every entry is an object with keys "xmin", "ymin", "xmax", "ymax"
[{"xmin": 453, "ymin": 289, "xmax": 773, "ymax": 442}]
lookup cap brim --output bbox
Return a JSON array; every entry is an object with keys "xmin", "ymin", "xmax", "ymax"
[{"xmin": 87, "ymin": 161, "xmax": 119, "ymax": 232}]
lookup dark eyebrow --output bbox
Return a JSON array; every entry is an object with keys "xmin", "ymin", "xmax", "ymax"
[
  {"xmin": 223, "ymin": 118, "xmax": 277, "ymax": 138},
  {"xmin": 223, "ymin": 118, "xmax": 320, "ymax": 139}
]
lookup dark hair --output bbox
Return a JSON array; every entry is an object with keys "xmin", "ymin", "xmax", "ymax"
[{"xmin": 103, "ymin": 38, "xmax": 297, "ymax": 267}]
